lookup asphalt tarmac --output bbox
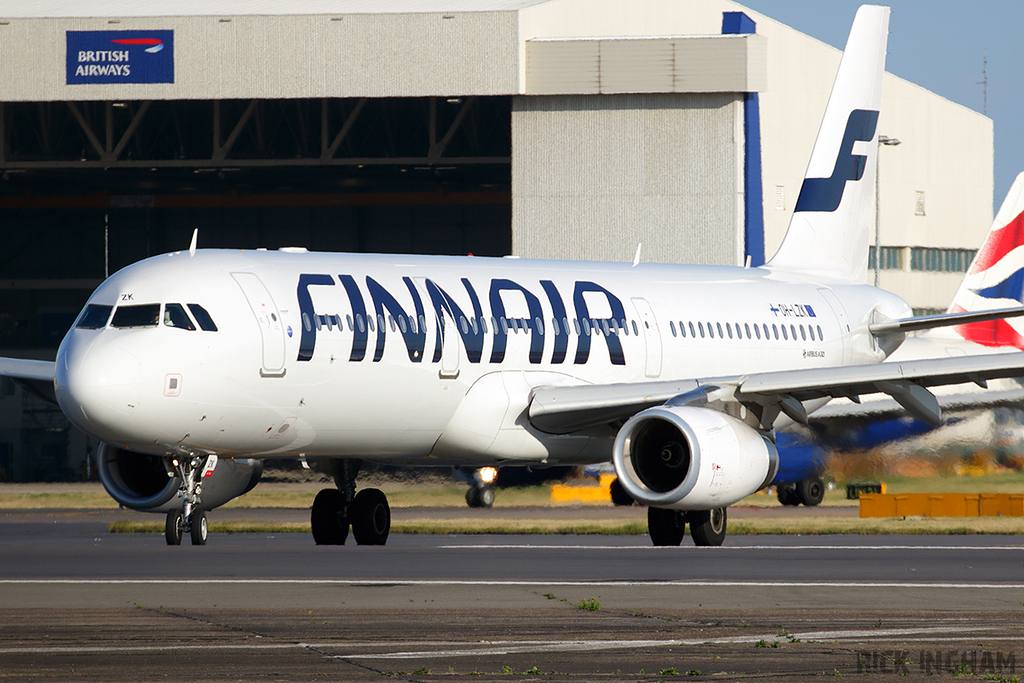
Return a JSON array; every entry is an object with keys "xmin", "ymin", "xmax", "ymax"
[{"xmin": 1, "ymin": 507, "xmax": 1023, "ymax": 681}]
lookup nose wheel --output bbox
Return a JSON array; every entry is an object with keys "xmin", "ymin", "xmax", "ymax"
[{"xmin": 164, "ymin": 455, "xmax": 213, "ymax": 546}]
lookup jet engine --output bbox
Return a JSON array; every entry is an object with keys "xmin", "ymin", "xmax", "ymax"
[
  {"xmin": 97, "ymin": 442, "xmax": 263, "ymax": 513},
  {"xmin": 612, "ymin": 405, "xmax": 778, "ymax": 509}
]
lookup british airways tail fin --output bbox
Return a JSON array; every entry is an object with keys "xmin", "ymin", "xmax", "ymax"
[
  {"xmin": 766, "ymin": 5, "xmax": 889, "ymax": 281},
  {"xmin": 949, "ymin": 171, "xmax": 1024, "ymax": 348}
]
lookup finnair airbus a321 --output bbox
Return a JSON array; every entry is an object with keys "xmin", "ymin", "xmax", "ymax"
[{"xmin": 3, "ymin": 4, "xmax": 1023, "ymax": 547}]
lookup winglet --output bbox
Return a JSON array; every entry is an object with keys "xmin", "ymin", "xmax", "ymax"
[
  {"xmin": 766, "ymin": 5, "xmax": 889, "ymax": 282},
  {"xmin": 189, "ymin": 228, "xmax": 198, "ymax": 257}
]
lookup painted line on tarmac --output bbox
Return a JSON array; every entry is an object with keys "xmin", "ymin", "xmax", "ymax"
[
  {"xmin": 439, "ymin": 544, "xmax": 1024, "ymax": 551},
  {"xmin": 0, "ymin": 626, "xmax": 993, "ymax": 659},
  {"xmin": 1, "ymin": 579, "xmax": 1023, "ymax": 589}
]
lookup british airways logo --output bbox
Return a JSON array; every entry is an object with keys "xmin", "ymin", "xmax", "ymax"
[
  {"xmin": 66, "ymin": 31, "xmax": 174, "ymax": 84},
  {"xmin": 296, "ymin": 274, "xmax": 628, "ymax": 367},
  {"xmin": 952, "ymin": 205, "xmax": 1024, "ymax": 349}
]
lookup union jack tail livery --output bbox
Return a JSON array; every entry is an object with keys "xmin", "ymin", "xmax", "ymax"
[{"xmin": 950, "ymin": 171, "xmax": 1024, "ymax": 348}]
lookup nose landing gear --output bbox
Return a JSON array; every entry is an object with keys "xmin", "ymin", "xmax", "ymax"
[{"xmin": 164, "ymin": 455, "xmax": 214, "ymax": 546}]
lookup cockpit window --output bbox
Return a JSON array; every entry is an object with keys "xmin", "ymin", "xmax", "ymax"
[
  {"xmin": 75, "ymin": 304, "xmax": 113, "ymax": 329},
  {"xmin": 187, "ymin": 304, "xmax": 218, "ymax": 332},
  {"xmin": 111, "ymin": 304, "xmax": 160, "ymax": 328},
  {"xmin": 164, "ymin": 303, "xmax": 196, "ymax": 331}
]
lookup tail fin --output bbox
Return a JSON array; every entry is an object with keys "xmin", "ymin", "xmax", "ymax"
[
  {"xmin": 949, "ymin": 171, "xmax": 1024, "ymax": 348},
  {"xmin": 766, "ymin": 5, "xmax": 889, "ymax": 281}
]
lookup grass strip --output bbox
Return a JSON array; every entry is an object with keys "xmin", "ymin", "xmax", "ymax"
[{"xmin": 109, "ymin": 516, "xmax": 1024, "ymax": 536}]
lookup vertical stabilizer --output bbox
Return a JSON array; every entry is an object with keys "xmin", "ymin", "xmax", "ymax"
[
  {"xmin": 767, "ymin": 5, "xmax": 889, "ymax": 281},
  {"xmin": 949, "ymin": 171, "xmax": 1024, "ymax": 348}
]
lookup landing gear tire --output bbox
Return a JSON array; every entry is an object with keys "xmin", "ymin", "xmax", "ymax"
[
  {"xmin": 648, "ymin": 507, "xmax": 687, "ymax": 546},
  {"xmin": 311, "ymin": 488, "xmax": 348, "ymax": 545},
  {"xmin": 609, "ymin": 477, "xmax": 634, "ymax": 506},
  {"xmin": 690, "ymin": 507, "xmax": 727, "ymax": 547},
  {"xmin": 466, "ymin": 485, "xmax": 495, "ymax": 508},
  {"xmin": 797, "ymin": 477, "xmax": 826, "ymax": 506},
  {"xmin": 165, "ymin": 510, "xmax": 183, "ymax": 545},
  {"xmin": 190, "ymin": 510, "xmax": 208, "ymax": 546},
  {"xmin": 350, "ymin": 488, "xmax": 391, "ymax": 545},
  {"xmin": 777, "ymin": 485, "xmax": 800, "ymax": 506}
]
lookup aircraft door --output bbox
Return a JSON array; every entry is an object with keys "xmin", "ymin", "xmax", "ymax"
[
  {"xmin": 631, "ymin": 297, "xmax": 662, "ymax": 378},
  {"xmin": 438, "ymin": 308, "xmax": 460, "ymax": 378},
  {"xmin": 817, "ymin": 288, "xmax": 851, "ymax": 365},
  {"xmin": 232, "ymin": 272, "xmax": 287, "ymax": 377}
]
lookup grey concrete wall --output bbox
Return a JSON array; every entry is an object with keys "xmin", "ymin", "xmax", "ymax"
[{"xmin": 511, "ymin": 92, "xmax": 741, "ymax": 265}]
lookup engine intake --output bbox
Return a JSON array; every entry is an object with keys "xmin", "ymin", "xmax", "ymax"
[
  {"xmin": 613, "ymin": 406, "xmax": 778, "ymax": 510},
  {"xmin": 97, "ymin": 443, "xmax": 263, "ymax": 513}
]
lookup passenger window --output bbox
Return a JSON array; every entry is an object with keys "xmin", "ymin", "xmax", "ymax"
[
  {"xmin": 726, "ymin": 322, "xmax": 733, "ymax": 339},
  {"xmin": 356, "ymin": 314, "xmax": 365, "ymax": 333},
  {"xmin": 698, "ymin": 322, "xmax": 705, "ymax": 338},
  {"xmin": 670, "ymin": 321, "xmax": 677, "ymax": 337},
  {"xmin": 763, "ymin": 323, "xmax": 769, "ymax": 339},
  {"xmin": 367, "ymin": 315, "xmax": 375, "ymax": 333},
  {"xmin": 716, "ymin": 322, "xmax": 723, "ymax": 338},
  {"xmin": 817, "ymin": 325, "xmax": 823, "ymax": 340},
  {"xmin": 790, "ymin": 324, "xmax": 797, "ymax": 340},
  {"xmin": 782, "ymin": 325, "xmax": 788, "ymax": 340},
  {"xmin": 679, "ymin": 321, "xmax": 686, "ymax": 338},
  {"xmin": 479, "ymin": 317, "xmax": 488, "ymax": 334},
  {"xmin": 75, "ymin": 304, "xmax": 113, "ymax": 329},
  {"xmin": 754, "ymin": 324, "xmax": 761, "ymax": 340},
  {"xmin": 111, "ymin": 304, "xmax": 160, "ymax": 328},
  {"xmin": 399, "ymin": 315, "xmax": 408, "ymax": 334},
  {"xmin": 708, "ymin": 322, "xmax": 714, "ymax": 339},
  {"xmin": 772, "ymin": 324, "xmax": 779, "ymax": 339},
  {"xmin": 164, "ymin": 303, "xmax": 196, "ymax": 331},
  {"xmin": 632, "ymin": 320, "xmax": 638, "ymax": 336},
  {"xmin": 689, "ymin": 322, "xmax": 695, "ymax": 337},
  {"xmin": 800, "ymin": 325, "xmax": 807, "ymax": 341},
  {"xmin": 744, "ymin": 323, "xmax": 751, "ymax": 339},
  {"xmin": 459, "ymin": 316, "xmax": 468, "ymax": 334},
  {"xmin": 582, "ymin": 319, "xmax": 591, "ymax": 336}
]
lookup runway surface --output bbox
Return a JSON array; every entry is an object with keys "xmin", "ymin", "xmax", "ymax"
[{"xmin": 2, "ymin": 508, "xmax": 1023, "ymax": 681}]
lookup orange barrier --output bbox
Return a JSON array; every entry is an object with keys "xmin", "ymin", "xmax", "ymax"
[
  {"xmin": 859, "ymin": 493, "xmax": 1024, "ymax": 518},
  {"xmin": 550, "ymin": 473, "xmax": 615, "ymax": 503}
]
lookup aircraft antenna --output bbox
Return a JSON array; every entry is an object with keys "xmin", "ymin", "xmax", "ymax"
[
  {"xmin": 632, "ymin": 243, "xmax": 642, "ymax": 267},
  {"xmin": 189, "ymin": 228, "xmax": 198, "ymax": 257}
]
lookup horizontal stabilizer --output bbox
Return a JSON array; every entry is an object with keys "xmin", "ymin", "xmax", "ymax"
[{"xmin": 869, "ymin": 306, "xmax": 1024, "ymax": 335}]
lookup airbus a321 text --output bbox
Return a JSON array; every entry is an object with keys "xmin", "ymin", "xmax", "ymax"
[{"xmin": 3, "ymin": 4, "xmax": 1023, "ymax": 546}]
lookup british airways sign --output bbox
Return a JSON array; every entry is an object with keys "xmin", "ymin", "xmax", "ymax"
[{"xmin": 66, "ymin": 30, "xmax": 174, "ymax": 84}]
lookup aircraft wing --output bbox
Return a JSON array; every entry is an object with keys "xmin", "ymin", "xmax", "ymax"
[
  {"xmin": 0, "ymin": 357, "xmax": 56, "ymax": 382},
  {"xmin": 0, "ymin": 357, "xmax": 58, "ymax": 405},
  {"xmin": 528, "ymin": 351, "xmax": 1024, "ymax": 434}
]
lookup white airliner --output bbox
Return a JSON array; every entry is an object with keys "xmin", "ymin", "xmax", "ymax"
[{"xmin": 3, "ymin": 4, "xmax": 1023, "ymax": 547}]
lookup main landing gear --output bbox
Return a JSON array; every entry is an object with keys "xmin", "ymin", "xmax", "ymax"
[
  {"xmin": 311, "ymin": 459, "xmax": 391, "ymax": 545},
  {"xmin": 777, "ymin": 477, "xmax": 826, "ymax": 506},
  {"xmin": 647, "ymin": 507, "xmax": 727, "ymax": 547},
  {"xmin": 165, "ymin": 455, "xmax": 212, "ymax": 546}
]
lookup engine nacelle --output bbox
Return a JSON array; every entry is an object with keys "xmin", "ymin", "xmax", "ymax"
[
  {"xmin": 97, "ymin": 443, "xmax": 263, "ymax": 513},
  {"xmin": 612, "ymin": 406, "xmax": 778, "ymax": 509}
]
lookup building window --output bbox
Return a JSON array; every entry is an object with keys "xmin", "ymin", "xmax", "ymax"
[
  {"xmin": 909, "ymin": 247, "xmax": 976, "ymax": 272},
  {"xmin": 915, "ymin": 190, "xmax": 926, "ymax": 216}
]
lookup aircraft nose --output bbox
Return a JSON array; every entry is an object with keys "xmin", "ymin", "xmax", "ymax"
[{"xmin": 56, "ymin": 333, "xmax": 142, "ymax": 440}]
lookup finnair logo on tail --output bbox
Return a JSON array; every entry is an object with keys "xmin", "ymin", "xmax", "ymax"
[{"xmin": 794, "ymin": 109, "xmax": 879, "ymax": 213}]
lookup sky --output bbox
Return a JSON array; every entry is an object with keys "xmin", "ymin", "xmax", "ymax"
[{"xmin": 736, "ymin": 0, "xmax": 1023, "ymax": 211}]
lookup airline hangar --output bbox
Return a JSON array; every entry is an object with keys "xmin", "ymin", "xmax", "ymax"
[{"xmin": 0, "ymin": 0, "xmax": 993, "ymax": 480}]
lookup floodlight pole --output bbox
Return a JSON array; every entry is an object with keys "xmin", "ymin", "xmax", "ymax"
[{"xmin": 874, "ymin": 135, "xmax": 902, "ymax": 286}]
